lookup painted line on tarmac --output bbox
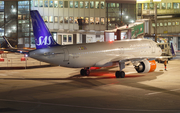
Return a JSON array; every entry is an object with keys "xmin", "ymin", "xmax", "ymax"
[
  {"xmin": 146, "ymin": 88, "xmax": 180, "ymax": 95},
  {"xmin": 0, "ymin": 74, "xmax": 7, "ymax": 76},
  {"xmin": 0, "ymin": 98, "xmax": 180, "ymax": 112}
]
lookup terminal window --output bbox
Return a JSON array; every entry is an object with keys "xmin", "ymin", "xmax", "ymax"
[
  {"xmin": 161, "ymin": 3, "xmax": 166, "ymax": 9},
  {"xmin": 167, "ymin": 3, "xmax": 171, "ymax": 9},
  {"xmin": 111, "ymin": 3, "xmax": 115, "ymax": 7},
  {"xmin": 101, "ymin": 1, "xmax": 104, "ymax": 9},
  {"xmin": 173, "ymin": 3, "xmax": 179, "ymax": 9},
  {"xmin": 90, "ymin": 17, "xmax": 94, "ymax": 24},
  {"xmin": 69, "ymin": 17, "xmax": 74, "ymax": 23},
  {"xmin": 70, "ymin": 1, "xmax": 73, "ymax": 8},
  {"xmin": 44, "ymin": 16, "xmax": 48, "ymax": 22},
  {"xmin": 49, "ymin": 1, "xmax": 53, "ymax": 7},
  {"xmin": 59, "ymin": 17, "xmax": 63, "ymax": 23},
  {"xmin": 157, "ymin": 3, "xmax": 160, "ymax": 9},
  {"xmin": 44, "ymin": 0, "xmax": 48, "ymax": 7},
  {"xmin": 49, "ymin": 16, "xmax": 53, "ymax": 23},
  {"xmin": 39, "ymin": 0, "xmax": 43, "ymax": 7},
  {"xmin": 68, "ymin": 35, "xmax": 72, "ymax": 42},
  {"xmin": 144, "ymin": 3, "xmax": 149, "ymax": 9},
  {"xmin": 160, "ymin": 23, "xmax": 163, "ymax": 26},
  {"xmin": 74, "ymin": 1, "xmax": 78, "ymax": 8},
  {"xmin": 59, "ymin": 1, "xmax": 63, "ymax": 8},
  {"xmin": 63, "ymin": 35, "xmax": 67, "ymax": 42},
  {"xmin": 150, "ymin": 3, "xmax": 154, "ymax": 9},
  {"xmin": 64, "ymin": 1, "xmax": 68, "ymax": 8},
  {"xmin": 173, "ymin": 22, "xmax": 175, "ymax": 25},
  {"xmin": 85, "ymin": 17, "xmax": 89, "ymax": 24},
  {"xmin": 101, "ymin": 18, "xmax": 105, "ymax": 25},
  {"xmin": 168, "ymin": 22, "xmax": 171, "ymax": 26},
  {"xmin": 64, "ymin": 17, "xmax": 68, "ymax": 23},
  {"xmin": 74, "ymin": 17, "xmax": 78, "ymax": 24},
  {"xmin": 54, "ymin": 17, "xmax": 58, "ymax": 23},
  {"xmin": 85, "ymin": 1, "xmax": 89, "ymax": 8},
  {"xmin": 80, "ymin": 1, "xmax": 83, "ymax": 8},
  {"xmin": 54, "ymin": 1, "xmax": 58, "ymax": 8},
  {"xmin": 95, "ymin": 1, "xmax": 99, "ymax": 9},
  {"xmin": 176, "ymin": 22, "xmax": 179, "ymax": 25},
  {"xmin": 95, "ymin": 17, "xmax": 99, "ymax": 24},
  {"xmin": 90, "ymin": 1, "xmax": 94, "ymax": 8},
  {"xmin": 34, "ymin": 0, "xmax": 38, "ymax": 7}
]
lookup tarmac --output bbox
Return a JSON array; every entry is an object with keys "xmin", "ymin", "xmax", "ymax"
[{"xmin": 0, "ymin": 53, "xmax": 180, "ymax": 113}]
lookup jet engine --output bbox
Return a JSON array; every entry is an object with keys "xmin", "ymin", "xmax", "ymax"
[{"xmin": 134, "ymin": 59, "xmax": 156, "ymax": 73}]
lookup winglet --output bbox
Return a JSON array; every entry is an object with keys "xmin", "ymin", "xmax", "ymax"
[{"xmin": 2, "ymin": 36, "xmax": 14, "ymax": 48}]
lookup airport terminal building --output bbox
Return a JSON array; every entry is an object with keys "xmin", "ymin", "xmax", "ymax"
[{"xmin": 0, "ymin": 0, "xmax": 136, "ymax": 48}]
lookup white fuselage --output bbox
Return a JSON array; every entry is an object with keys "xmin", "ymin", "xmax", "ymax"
[{"xmin": 29, "ymin": 39, "xmax": 162, "ymax": 68}]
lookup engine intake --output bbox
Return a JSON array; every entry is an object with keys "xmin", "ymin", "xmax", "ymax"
[{"xmin": 135, "ymin": 59, "xmax": 156, "ymax": 73}]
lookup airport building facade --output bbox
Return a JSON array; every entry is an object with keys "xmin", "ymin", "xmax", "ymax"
[
  {"xmin": 137, "ymin": 0, "xmax": 180, "ymax": 51},
  {"xmin": 0, "ymin": 0, "xmax": 136, "ymax": 48}
]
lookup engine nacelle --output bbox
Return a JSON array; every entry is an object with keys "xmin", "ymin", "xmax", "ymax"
[{"xmin": 135, "ymin": 59, "xmax": 157, "ymax": 73}]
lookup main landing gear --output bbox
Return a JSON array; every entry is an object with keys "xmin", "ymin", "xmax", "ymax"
[
  {"xmin": 80, "ymin": 67, "xmax": 90, "ymax": 76},
  {"xmin": 115, "ymin": 62, "xmax": 125, "ymax": 78}
]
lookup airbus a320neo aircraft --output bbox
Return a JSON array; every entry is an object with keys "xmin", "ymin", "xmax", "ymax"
[{"xmin": 4, "ymin": 10, "xmax": 163, "ymax": 78}]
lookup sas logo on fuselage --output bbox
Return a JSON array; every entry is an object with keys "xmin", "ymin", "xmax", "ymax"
[
  {"xmin": 37, "ymin": 36, "xmax": 52, "ymax": 46},
  {"xmin": 78, "ymin": 46, "xmax": 87, "ymax": 50}
]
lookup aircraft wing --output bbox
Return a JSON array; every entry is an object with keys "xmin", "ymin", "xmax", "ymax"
[
  {"xmin": 94, "ymin": 55, "xmax": 162, "ymax": 67},
  {"xmin": 1, "ymin": 36, "xmax": 33, "ymax": 54}
]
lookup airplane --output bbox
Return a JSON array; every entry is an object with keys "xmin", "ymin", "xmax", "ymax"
[{"xmin": 3, "ymin": 10, "xmax": 163, "ymax": 78}]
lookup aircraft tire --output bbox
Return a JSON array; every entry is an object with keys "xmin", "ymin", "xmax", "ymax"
[
  {"xmin": 116, "ymin": 71, "xmax": 125, "ymax": 78},
  {"xmin": 80, "ymin": 69, "xmax": 86, "ymax": 76},
  {"xmin": 120, "ymin": 71, "xmax": 125, "ymax": 78},
  {"xmin": 80, "ymin": 69, "xmax": 90, "ymax": 76},
  {"xmin": 115, "ymin": 71, "xmax": 120, "ymax": 78}
]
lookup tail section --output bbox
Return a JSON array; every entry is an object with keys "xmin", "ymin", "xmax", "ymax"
[{"xmin": 30, "ymin": 10, "xmax": 59, "ymax": 49}]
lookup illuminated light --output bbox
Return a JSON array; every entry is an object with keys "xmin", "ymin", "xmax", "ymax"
[
  {"xmin": 131, "ymin": 20, "xmax": 134, "ymax": 23},
  {"xmin": 153, "ymin": 0, "xmax": 161, "ymax": 2},
  {"xmin": 109, "ymin": 40, "xmax": 113, "ymax": 43},
  {"xmin": 12, "ymin": 9, "xmax": 16, "ymax": 12},
  {"xmin": 13, "ymin": 26, "xmax": 16, "ymax": 30},
  {"xmin": 126, "ymin": 16, "xmax": 128, "ymax": 19},
  {"xmin": 8, "ymin": 30, "xmax": 11, "ymax": 33}
]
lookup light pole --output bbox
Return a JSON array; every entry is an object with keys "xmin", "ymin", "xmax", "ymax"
[{"xmin": 153, "ymin": 0, "xmax": 161, "ymax": 42}]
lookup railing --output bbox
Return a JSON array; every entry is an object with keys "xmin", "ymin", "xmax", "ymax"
[{"xmin": 0, "ymin": 53, "xmax": 51, "ymax": 69}]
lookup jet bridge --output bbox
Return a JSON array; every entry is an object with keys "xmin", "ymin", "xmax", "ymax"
[{"xmin": 104, "ymin": 19, "xmax": 150, "ymax": 41}]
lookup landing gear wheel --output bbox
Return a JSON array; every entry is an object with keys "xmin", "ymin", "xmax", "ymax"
[
  {"xmin": 115, "ymin": 71, "xmax": 125, "ymax": 78},
  {"xmin": 80, "ymin": 69, "xmax": 90, "ymax": 76}
]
